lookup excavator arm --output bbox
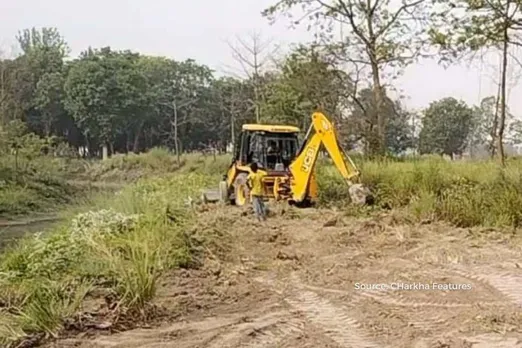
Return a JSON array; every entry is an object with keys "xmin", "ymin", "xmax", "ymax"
[{"xmin": 289, "ymin": 112, "xmax": 366, "ymax": 203}]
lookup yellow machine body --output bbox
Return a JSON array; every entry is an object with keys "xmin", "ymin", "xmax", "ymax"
[{"xmin": 218, "ymin": 112, "xmax": 360, "ymax": 207}]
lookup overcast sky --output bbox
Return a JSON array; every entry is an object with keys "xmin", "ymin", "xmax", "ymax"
[{"xmin": 2, "ymin": 0, "xmax": 522, "ymax": 115}]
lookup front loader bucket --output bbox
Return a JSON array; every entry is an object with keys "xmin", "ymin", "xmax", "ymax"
[
  {"xmin": 201, "ymin": 181, "xmax": 230, "ymax": 204},
  {"xmin": 201, "ymin": 188, "xmax": 220, "ymax": 203}
]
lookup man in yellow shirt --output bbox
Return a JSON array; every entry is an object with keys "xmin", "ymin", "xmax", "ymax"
[{"xmin": 247, "ymin": 162, "xmax": 267, "ymax": 221}]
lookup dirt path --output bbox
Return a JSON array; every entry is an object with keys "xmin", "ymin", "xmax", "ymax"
[{"xmin": 50, "ymin": 206, "xmax": 522, "ymax": 348}]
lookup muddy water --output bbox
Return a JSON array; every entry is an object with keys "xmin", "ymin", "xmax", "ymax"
[{"xmin": 0, "ymin": 216, "xmax": 63, "ymax": 250}]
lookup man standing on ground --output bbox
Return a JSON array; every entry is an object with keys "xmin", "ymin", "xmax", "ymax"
[{"xmin": 247, "ymin": 162, "xmax": 267, "ymax": 222}]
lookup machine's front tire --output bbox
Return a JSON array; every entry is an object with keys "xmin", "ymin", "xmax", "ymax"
[{"xmin": 233, "ymin": 173, "xmax": 250, "ymax": 207}]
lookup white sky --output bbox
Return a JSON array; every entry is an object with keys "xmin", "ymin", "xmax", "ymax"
[{"xmin": 1, "ymin": 0, "xmax": 521, "ymax": 116}]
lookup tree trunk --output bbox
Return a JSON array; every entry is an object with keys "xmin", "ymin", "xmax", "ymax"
[
  {"xmin": 490, "ymin": 68, "xmax": 501, "ymax": 158},
  {"xmin": 365, "ymin": 9, "xmax": 386, "ymax": 156},
  {"xmin": 133, "ymin": 121, "xmax": 144, "ymax": 153},
  {"xmin": 43, "ymin": 117, "xmax": 52, "ymax": 137},
  {"xmin": 102, "ymin": 144, "xmax": 108, "ymax": 161},
  {"xmin": 173, "ymin": 101, "xmax": 180, "ymax": 165},
  {"xmin": 497, "ymin": 20, "xmax": 509, "ymax": 166},
  {"xmin": 125, "ymin": 132, "xmax": 131, "ymax": 153},
  {"xmin": 230, "ymin": 111, "xmax": 235, "ymax": 148}
]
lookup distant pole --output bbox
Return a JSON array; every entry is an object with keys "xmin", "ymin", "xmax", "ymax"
[{"xmin": 173, "ymin": 100, "xmax": 180, "ymax": 165}]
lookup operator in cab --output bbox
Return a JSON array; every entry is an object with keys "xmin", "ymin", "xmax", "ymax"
[
  {"xmin": 266, "ymin": 140, "xmax": 281, "ymax": 169},
  {"xmin": 247, "ymin": 162, "xmax": 267, "ymax": 222},
  {"xmin": 267, "ymin": 140, "xmax": 279, "ymax": 154}
]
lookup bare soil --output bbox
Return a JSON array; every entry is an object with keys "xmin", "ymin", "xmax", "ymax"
[{"xmin": 48, "ymin": 204, "xmax": 522, "ymax": 348}]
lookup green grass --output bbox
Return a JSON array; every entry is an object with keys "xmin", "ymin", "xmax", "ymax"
[
  {"xmin": 0, "ymin": 149, "xmax": 229, "ymax": 346},
  {"xmin": 317, "ymin": 155, "xmax": 522, "ymax": 228},
  {"xmin": 0, "ymin": 157, "xmax": 78, "ymax": 217}
]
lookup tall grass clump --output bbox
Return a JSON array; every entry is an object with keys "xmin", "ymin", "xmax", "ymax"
[
  {"xmin": 0, "ymin": 166, "xmax": 221, "ymax": 346},
  {"xmin": 317, "ymin": 156, "xmax": 522, "ymax": 228}
]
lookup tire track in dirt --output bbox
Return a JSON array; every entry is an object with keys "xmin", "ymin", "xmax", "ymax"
[
  {"xmin": 303, "ymin": 283, "xmax": 508, "ymax": 308},
  {"xmin": 86, "ymin": 314, "xmax": 247, "ymax": 348},
  {"xmin": 301, "ymin": 284, "xmax": 451, "ymax": 334},
  {"xmin": 451, "ymin": 266, "xmax": 522, "ymax": 306},
  {"xmin": 240, "ymin": 318, "xmax": 304, "ymax": 348},
  {"xmin": 82, "ymin": 309, "xmax": 304, "ymax": 348},
  {"xmin": 458, "ymin": 334, "xmax": 522, "ymax": 347},
  {"xmin": 286, "ymin": 289, "xmax": 383, "ymax": 347},
  {"xmin": 205, "ymin": 310, "xmax": 304, "ymax": 348},
  {"xmin": 256, "ymin": 276, "xmax": 384, "ymax": 348}
]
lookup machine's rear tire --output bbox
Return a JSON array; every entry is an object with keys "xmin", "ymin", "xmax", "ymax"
[
  {"xmin": 233, "ymin": 173, "xmax": 250, "ymax": 207},
  {"xmin": 218, "ymin": 180, "xmax": 229, "ymax": 204}
]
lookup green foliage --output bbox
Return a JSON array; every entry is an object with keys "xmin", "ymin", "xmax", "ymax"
[
  {"xmin": 349, "ymin": 88, "xmax": 415, "ymax": 153},
  {"xmin": 260, "ymin": 45, "xmax": 353, "ymax": 129},
  {"xmin": 419, "ymin": 97, "xmax": 474, "ymax": 156},
  {"xmin": 429, "ymin": 0, "xmax": 521, "ymax": 59},
  {"xmin": 0, "ymin": 120, "xmax": 77, "ymax": 216}
]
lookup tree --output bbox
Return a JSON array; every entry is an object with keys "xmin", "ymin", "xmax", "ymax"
[
  {"xmin": 275, "ymin": 45, "xmax": 353, "ymax": 128},
  {"xmin": 211, "ymin": 77, "xmax": 255, "ymax": 148},
  {"xmin": 418, "ymin": 97, "xmax": 474, "ymax": 158},
  {"xmin": 508, "ymin": 119, "xmax": 522, "ymax": 145},
  {"xmin": 348, "ymin": 88, "xmax": 413, "ymax": 153},
  {"xmin": 430, "ymin": 0, "xmax": 522, "ymax": 165},
  {"xmin": 64, "ymin": 47, "xmax": 145, "ymax": 158},
  {"xmin": 33, "ymin": 71, "xmax": 65, "ymax": 136},
  {"xmin": 227, "ymin": 31, "xmax": 278, "ymax": 123},
  {"xmin": 162, "ymin": 59, "xmax": 215, "ymax": 159},
  {"xmin": 134, "ymin": 56, "xmax": 173, "ymax": 153},
  {"xmin": 15, "ymin": 28, "xmax": 70, "ymax": 136},
  {"xmin": 263, "ymin": 0, "xmax": 437, "ymax": 155},
  {"xmin": 0, "ymin": 56, "xmax": 24, "ymax": 125},
  {"xmin": 466, "ymin": 95, "xmax": 514, "ymax": 157}
]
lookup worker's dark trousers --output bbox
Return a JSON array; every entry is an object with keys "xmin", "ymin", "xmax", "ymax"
[{"xmin": 252, "ymin": 195, "xmax": 266, "ymax": 221}]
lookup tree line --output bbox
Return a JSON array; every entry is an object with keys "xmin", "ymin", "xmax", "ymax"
[{"xmin": 1, "ymin": 0, "xmax": 522, "ymax": 163}]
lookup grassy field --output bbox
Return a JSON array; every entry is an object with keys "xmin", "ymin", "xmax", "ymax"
[
  {"xmin": 1, "ymin": 149, "xmax": 522, "ymax": 346},
  {"xmin": 318, "ymin": 155, "xmax": 522, "ymax": 228}
]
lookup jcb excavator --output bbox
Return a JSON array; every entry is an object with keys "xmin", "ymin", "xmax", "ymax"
[{"xmin": 212, "ymin": 111, "xmax": 372, "ymax": 207}]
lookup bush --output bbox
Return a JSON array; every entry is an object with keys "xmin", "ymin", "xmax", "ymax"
[{"xmin": 317, "ymin": 157, "xmax": 522, "ymax": 228}]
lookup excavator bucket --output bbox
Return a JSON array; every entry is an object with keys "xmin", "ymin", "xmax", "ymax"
[{"xmin": 349, "ymin": 183, "xmax": 374, "ymax": 205}]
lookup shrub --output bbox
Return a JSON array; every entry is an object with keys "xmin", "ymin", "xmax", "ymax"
[{"xmin": 317, "ymin": 157, "xmax": 522, "ymax": 228}]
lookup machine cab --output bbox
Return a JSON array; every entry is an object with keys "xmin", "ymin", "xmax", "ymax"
[{"xmin": 234, "ymin": 124, "xmax": 300, "ymax": 172}]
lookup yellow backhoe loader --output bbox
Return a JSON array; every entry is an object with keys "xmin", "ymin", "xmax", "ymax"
[{"xmin": 205, "ymin": 111, "xmax": 372, "ymax": 207}]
